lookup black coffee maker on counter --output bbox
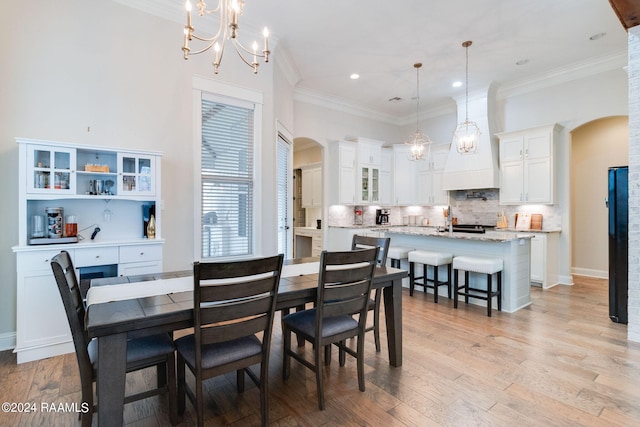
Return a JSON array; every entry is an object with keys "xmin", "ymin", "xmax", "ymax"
[{"xmin": 375, "ymin": 209, "xmax": 390, "ymax": 225}]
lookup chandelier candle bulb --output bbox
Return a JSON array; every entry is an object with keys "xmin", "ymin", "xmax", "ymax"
[{"xmin": 263, "ymin": 27, "xmax": 270, "ymax": 61}]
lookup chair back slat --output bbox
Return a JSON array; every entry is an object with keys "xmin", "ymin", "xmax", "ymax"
[
  {"xmin": 200, "ymin": 295, "xmax": 273, "ymax": 325},
  {"xmin": 351, "ymin": 235, "xmax": 390, "ymax": 266},
  {"xmin": 192, "ymin": 255, "xmax": 284, "ymax": 364},
  {"xmin": 200, "ymin": 276, "xmax": 277, "ymax": 302},
  {"xmin": 201, "ymin": 314, "xmax": 269, "ymax": 344}
]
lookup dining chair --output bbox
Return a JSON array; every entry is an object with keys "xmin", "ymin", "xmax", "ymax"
[
  {"xmin": 174, "ymin": 254, "xmax": 284, "ymax": 427},
  {"xmin": 282, "ymin": 247, "xmax": 379, "ymax": 410},
  {"xmin": 351, "ymin": 234, "xmax": 390, "ymax": 352},
  {"xmin": 50, "ymin": 250, "xmax": 177, "ymax": 427}
]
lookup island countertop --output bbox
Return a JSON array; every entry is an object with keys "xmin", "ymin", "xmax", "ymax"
[{"xmin": 385, "ymin": 226, "xmax": 534, "ymax": 242}]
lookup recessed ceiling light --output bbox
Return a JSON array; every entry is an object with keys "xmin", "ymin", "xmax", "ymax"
[
  {"xmin": 350, "ymin": 73, "xmax": 360, "ymax": 79},
  {"xmin": 589, "ymin": 32, "xmax": 607, "ymax": 41},
  {"xmin": 516, "ymin": 59, "xmax": 529, "ymax": 66},
  {"xmin": 452, "ymin": 81, "xmax": 463, "ymax": 88}
]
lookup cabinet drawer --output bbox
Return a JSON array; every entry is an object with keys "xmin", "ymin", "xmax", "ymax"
[
  {"xmin": 120, "ymin": 244, "xmax": 162, "ymax": 263},
  {"xmin": 295, "ymin": 228, "xmax": 314, "ymax": 237},
  {"xmin": 17, "ymin": 249, "xmax": 65, "ymax": 271},
  {"xmin": 75, "ymin": 247, "xmax": 119, "ymax": 267}
]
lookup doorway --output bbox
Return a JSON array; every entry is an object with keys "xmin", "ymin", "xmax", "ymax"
[{"xmin": 570, "ymin": 116, "xmax": 628, "ymax": 278}]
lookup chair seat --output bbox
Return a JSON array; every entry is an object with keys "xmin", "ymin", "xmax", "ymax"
[
  {"xmin": 175, "ymin": 334, "xmax": 262, "ymax": 370},
  {"xmin": 387, "ymin": 246, "xmax": 413, "ymax": 260},
  {"xmin": 283, "ymin": 308, "xmax": 358, "ymax": 338},
  {"xmin": 453, "ymin": 256, "xmax": 503, "ymax": 274},
  {"xmin": 88, "ymin": 333, "xmax": 175, "ymax": 367},
  {"xmin": 408, "ymin": 250, "xmax": 453, "ymax": 266}
]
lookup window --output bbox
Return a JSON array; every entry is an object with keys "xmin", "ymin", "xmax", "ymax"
[{"xmin": 200, "ymin": 94, "xmax": 255, "ymax": 258}]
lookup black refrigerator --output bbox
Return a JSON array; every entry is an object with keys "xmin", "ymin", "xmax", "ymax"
[{"xmin": 608, "ymin": 166, "xmax": 628, "ymax": 324}]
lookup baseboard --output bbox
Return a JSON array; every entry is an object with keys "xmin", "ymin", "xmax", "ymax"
[
  {"xmin": 571, "ymin": 267, "xmax": 607, "ymax": 279},
  {"xmin": 0, "ymin": 332, "xmax": 16, "ymax": 352}
]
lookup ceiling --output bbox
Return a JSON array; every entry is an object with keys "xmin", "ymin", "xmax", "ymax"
[{"xmin": 123, "ymin": 0, "xmax": 629, "ymax": 122}]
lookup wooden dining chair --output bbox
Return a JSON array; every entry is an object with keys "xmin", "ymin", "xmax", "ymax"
[
  {"xmin": 351, "ymin": 234, "xmax": 390, "ymax": 352},
  {"xmin": 282, "ymin": 247, "xmax": 379, "ymax": 410},
  {"xmin": 50, "ymin": 250, "xmax": 177, "ymax": 427},
  {"xmin": 174, "ymin": 254, "xmax": 284, "ymax": 427}
]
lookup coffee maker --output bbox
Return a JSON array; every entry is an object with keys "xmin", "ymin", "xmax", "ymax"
[{"xmin": 375, "ymin": 209, "xmax": 390, "ymax": 225}]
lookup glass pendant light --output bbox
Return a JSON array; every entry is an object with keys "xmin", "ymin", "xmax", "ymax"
[
  {"xmin": 453, "ymin": 41, "xmax": 481, "ymax": 154},
  {"xmin": 405, "ymin": 63, "xmax": 431, "ymax": 161}
]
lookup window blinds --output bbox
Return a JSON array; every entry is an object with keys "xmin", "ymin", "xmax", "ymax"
[{"xmin": 200, "ymin": 98, "xmax": 254, "ymax": 258}]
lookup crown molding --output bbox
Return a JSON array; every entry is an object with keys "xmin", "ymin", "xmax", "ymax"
[
  {"xmin": 496, "ymin": 50, "xmax": 628, "ymax": 100},
  {"xmin": 274, "ymin": 45, "xmax": 301, "ymax": 88}
]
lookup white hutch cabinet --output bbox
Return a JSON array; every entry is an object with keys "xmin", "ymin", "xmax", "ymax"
[{"xmin": 12, "ymin": 138, "xmax": 163, "ymax": 363}]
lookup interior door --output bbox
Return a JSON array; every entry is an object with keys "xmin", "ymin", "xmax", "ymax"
[{"xmin": 277, "ymin": 134, "xmax": 293, "ymax": 259}]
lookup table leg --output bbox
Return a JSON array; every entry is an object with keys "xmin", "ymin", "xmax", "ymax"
[
  {"xmin": 383, "ymin": 278, "xmax": 403, "ymax": 367},
  {"xmin": 97, "ymin": 333, "xmax": 127, "ymax": 426}
]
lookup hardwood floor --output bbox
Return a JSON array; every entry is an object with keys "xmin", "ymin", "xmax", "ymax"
[{"xmin": 2, "ymin": 275, "xmax": 640, "ymax": 426}]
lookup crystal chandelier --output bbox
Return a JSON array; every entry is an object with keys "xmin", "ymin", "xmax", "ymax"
[
  {"xmin": 182, "ymin": 0, "xmax": 270, "ymax": 74},
  {"xmin": 405, "ymin": 63, "xmax": 432, "ymax": 161},
  {"xmin": 453, "ymin": 41, "xmax": 481, "ymax": 154}
]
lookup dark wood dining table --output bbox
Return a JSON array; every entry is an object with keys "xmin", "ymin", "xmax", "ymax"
[{"xmin": 85, "ymin": 259, "xmax": 407, "ymax": 426}]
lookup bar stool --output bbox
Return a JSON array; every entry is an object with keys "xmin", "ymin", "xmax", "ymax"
[
  {"xmin": 408, "ymin": 250, "xmax": 453, "ymax": 302},
  {"xmin": 452, "ymin": 256, "xmax": 503, "ymax": 317},
  {"xmin": 387, "ymin": 246, "xmax": 413, "ymax": 268}
]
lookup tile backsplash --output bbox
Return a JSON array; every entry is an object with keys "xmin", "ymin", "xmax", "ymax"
[{"xmin": 328, "ymin": 188, "xmax": 562, "ymax": 230}]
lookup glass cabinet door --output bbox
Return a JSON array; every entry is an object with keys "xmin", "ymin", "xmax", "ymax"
[
  {"xmin": 371, "ymin": 168, "xmax": 379, "ymax": 202},
  {"xmin": 361, "ymin": 166, "xmax": 369, "ymax": 202},
  {"xmin": 26, "ymin": 145, "xmax": 75, "ymax": 194},
  {"xmin": 117, "ymin": 154, "xmax": 155, "ymax": 196}
]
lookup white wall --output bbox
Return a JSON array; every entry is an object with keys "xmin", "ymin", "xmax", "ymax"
[
  {"xmin": 0, "ymin": 0, "xmax": 282, "ymax": 342},
  {"xmin": 495, "ymin": 68, "xmax": 629, "ymax": 284}
]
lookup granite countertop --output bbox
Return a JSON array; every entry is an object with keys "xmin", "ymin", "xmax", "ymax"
[{"xmin": 384, "ymin": 226, "xmax": 534, "ymax": 242}]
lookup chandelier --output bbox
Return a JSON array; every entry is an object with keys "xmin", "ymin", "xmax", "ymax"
[
  {"xmin": 453, "ymin": 41, "xmax": 481, "ymax": 154},
  {"xmin": 182, "ymin": 0, "xmax": 270, "ymax": 74},
  {"xmin": 405, "ymin": 63, "xmax": 432, "ymax": 161}
]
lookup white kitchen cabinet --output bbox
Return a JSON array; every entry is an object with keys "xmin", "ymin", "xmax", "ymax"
[
  {"xmin": 26, "ymin": 144, "xmax": 76, "ymax": 195},
  {"xmin": 356, "ymin": 140, "xmax": 384, "ymax": 204},
  {"xmin": 294, "ymin": 227, "xmax": 323, "ymax": 258},
  {"xmin": 529, "ymin": 231, "xmax": 560, "ymax": 289},
  {"xmin": 13, "ymin": 138, "xmax": 164, "ymax": 363},
  {"xmin": 497, "ymin": 124, "xmax": 559, "ymax": 205},
  {"xmin": 329, "ymin": 140, "xmax": 357, "ymax": 205},
  {"xmin": 117, "ymin": 153, "xmax": 156, "ymax": 196},
  {"xmin": 301, "ymin": 164, "xmax": 322, "ymax": 208},
  {"xmin": 416, "ymin": 145, "xmax": 449, "ymax": 206},
  {"xmin": 392, "ymin": 145, "xmax": 417, "ymax": 205},
  {"xmin": 379, "ymin": 148, "xmax": 393, "ymax": 205}
]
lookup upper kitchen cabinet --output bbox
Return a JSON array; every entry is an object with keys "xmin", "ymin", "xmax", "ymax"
[
  {"xmin": 301, "ymin": 163, "xmax": 322, "ymax": 208},
  {"xmin": 392, "ymin": 145, "xmax": 417, "ymax": 205},
  {"xmin": 26, "ymin": 144, "xmax": 76, "ymax": 195},
  {"xmin": 117, "ymin": 153, "xmax": 156, "ymax": 197},
  {"xmin": 356, "ymin": 138, "xmax": 384, "ymax": 204},
  {"xmin": 379, "ymin": 148, "xmax": 393, "ymax": 205},
  {"xmin": 328, "ymin": 140, "xmax": 357, "ymax": 205},
  {"xmin": 497, "ymin": 124, "xmax": 560, "ymax": 205},
  {"xmin": 416, "ymin": 145, "xmax": 449, "ymax": 206}
]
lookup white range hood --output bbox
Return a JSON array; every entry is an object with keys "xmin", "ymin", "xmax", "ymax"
[{"xmin": 442, "ymin": 84, "xmax": 500, "ymax": 191}]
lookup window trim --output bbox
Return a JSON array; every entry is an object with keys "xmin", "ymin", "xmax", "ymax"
[{"xmin": 192, "ymin": 76, "xmax": 263, "ymax": 261}]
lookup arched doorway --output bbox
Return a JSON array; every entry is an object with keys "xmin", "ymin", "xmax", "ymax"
[{"xmin": 571, "ymin": 116, "xmax": 628, "ymax": 279}]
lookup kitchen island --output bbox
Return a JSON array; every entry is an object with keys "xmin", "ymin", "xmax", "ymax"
[{"xmin": 385, "ymin": 226, "xmax": 533, "ymax": 313}]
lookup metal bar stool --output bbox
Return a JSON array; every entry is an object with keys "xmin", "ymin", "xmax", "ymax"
[
  {"xmin": 452, "ymin": 256, "xmax": 503, "ymax": 317},
  {"xmin": 408, "ymin": 250, "xmax": 453, "ymax": 302}
]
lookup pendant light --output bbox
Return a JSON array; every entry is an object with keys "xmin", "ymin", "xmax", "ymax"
[
  {"xmin": 405, "ymin": 63, "xmax": 431, "ymax": 161},
  {"xmin": 453, "ymin": 41, "xmax": 481, "ymax": 154}
]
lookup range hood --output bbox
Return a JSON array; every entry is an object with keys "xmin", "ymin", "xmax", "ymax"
[{"xmin": 442, "ymin": 84, "xmax": 500, "ymax": 191}]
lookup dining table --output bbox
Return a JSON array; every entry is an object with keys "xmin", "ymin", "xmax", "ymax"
[{"xmin": 85, "ymin": 257, "xmax": 407, "ymax": 426}]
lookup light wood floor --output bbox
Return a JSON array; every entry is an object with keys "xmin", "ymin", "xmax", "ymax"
[{"xmin": 2, "ymin": 275, "xmax": 640, "ymax": 426}]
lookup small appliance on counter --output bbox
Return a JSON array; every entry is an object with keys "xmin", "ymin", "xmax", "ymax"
[
  {"xmin": 375, "ymin": 209, "xmax": 390, "ymax": 225},
  {"xmin": 28, "ymin": 207, "xmax": 79, "ymax": 245}
]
